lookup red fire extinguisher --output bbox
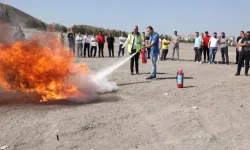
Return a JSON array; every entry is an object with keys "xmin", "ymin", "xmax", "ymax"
[
  {"xmin": 141, "ymin": 48, "xmax": 147, "ymax": 63},
  {"xmin": 176, "ymin": 70, "xmax": 184, "ymax": 88}
]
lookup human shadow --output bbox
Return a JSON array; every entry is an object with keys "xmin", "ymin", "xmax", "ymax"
[
  {"xmin": 0, "ymin": 91, "xmax": 119, "ymax": 106},
  {"xmin": 117, "ymin": 81, "xmax": 151, "ymax": 86},
  {"xmin": 140, "ymin": 72, "xmax": 167, "ymax": 75},
  {"xmin": 155, "ymin": 76, "xmax": 194, "ymax": 80},
  {"xmin": 182, "ymin": 85, "xmax": 196, "ymax": 88}
]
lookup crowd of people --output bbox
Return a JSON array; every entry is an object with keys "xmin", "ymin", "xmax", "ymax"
[
  {"xmin": 191, "ymin": 30, "xmax": 250, "ymax": 76},
  {"xmin": 57, "ymin": 29, "xmax": 120, "ymax": 58},
  {"xmin": 56, "ymin": 27, "xmax": 250, "ymax": 78}
]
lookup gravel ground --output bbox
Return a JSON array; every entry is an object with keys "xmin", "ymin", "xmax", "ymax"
[{"xmin": 1, "ymin": 37, "xmax": 250, "ymax": 150}]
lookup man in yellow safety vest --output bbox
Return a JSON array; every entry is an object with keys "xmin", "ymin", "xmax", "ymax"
[{"xmin": 122, "ymin": 25, "xmax": 143, "ymax": 75}]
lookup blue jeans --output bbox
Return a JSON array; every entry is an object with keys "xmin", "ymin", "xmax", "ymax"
[
  {"xmin": 150, "ymin": 54, "xmax": 158, "ymax": 76},
  {"xmin": 209, "ymin": 47, "xmax": 217, "ymax": 63}
]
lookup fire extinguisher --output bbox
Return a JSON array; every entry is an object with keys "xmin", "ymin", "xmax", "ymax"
[
  {"xmin": 141, "ymin": 48, "xmax": 147, "ymax": 63},
  {"xmin": 176, "ymin": 70, "xmax": 184, "ymax": 88}
]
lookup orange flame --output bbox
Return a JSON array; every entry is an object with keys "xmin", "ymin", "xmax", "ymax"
[{"xmin": 0, "ymin": 32, "xmax": 88, "ymax": 102}]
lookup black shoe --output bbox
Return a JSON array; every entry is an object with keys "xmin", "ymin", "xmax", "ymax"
[
  {"xmin": 245, "ymin": 74, "xmax": 248, "ymax": 76},
  {"xmin": 146, "ymin": 76, "xmax": 156, "ymax": 80},
  {"xmin": 235, "ymin": 73, "xmax": 240, "ymax": 76}
]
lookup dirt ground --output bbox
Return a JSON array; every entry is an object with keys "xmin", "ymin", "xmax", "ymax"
[{"xmin": 1, "ymin": 41, "xmax": 250, "ymax": 150}]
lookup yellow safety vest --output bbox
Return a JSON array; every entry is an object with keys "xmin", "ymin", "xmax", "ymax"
[{"xmin": 127, "ymin": 32, "xmax": 142, "ymax": 53}]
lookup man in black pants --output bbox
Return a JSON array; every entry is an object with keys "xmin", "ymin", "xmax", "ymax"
[
  {"xmin": 236, "ymin": 31, "xmax": 244, "ymax": 64},
  {"xmin": 122, "ymin": 25, "xmax": 143, "ymax": 75},
  {"xmin": 235, "ymin": 31, "xmax": 250, "ymax": 76},
  {"xmin": 203, "ymin": 31, "xmax": 210, "ymax": 62},
  {"xmin": 145, "ymin": 35, "xmax": 150, "ymax": 59},
  {"xmin": 106, "ymin": 33, "xmax": 115, "ymax": 57},
  {"xmin": 67, "ymin": 29, "xmax": 75, "ymax": 55},
  {"xmin": 97, "ymin": 31, "xmax": 105, "ymax": 57},
  {"xmin": 83, "ymin": 33, "xmax": 91, "ymax": 57}
]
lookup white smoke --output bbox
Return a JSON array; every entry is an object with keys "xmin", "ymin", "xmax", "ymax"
[
  {"xmin": 92, "ymin": 53, "xmax": 136, "ymax": 93},
  {"xmin": 70, "ymin": 53, "xmax": 137, "ymax": 102}
]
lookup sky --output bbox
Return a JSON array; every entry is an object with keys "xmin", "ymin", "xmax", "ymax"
[{"xmin": 1, "ymin": 0, "xmax": 249, "ymax": 36}]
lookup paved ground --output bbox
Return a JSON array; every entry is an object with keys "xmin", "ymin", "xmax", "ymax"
[{"xmin": 1, "ymin": 38, "xmax": 250, "ymax": 150}]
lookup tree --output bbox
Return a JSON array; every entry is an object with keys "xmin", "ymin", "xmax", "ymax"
[
  {"xmin": 25, "ymin": 19, "xmax": 47, "ymax": 30},
  {"xmin": 25, "ymin": 19, "xmax": 39, "ymax": 28}
]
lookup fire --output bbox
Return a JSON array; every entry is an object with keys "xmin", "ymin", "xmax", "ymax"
[{"xmin": 0, "ymin": 33, "xmax": 89, "ymax": 102}]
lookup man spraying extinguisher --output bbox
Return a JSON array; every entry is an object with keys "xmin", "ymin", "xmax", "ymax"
[{"xmin": 122, "ymin": 25, "xmax": 143, "ymax": 75}]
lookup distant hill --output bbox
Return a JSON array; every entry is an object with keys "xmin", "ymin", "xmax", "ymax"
[
  {"xmin": 0, "ymin": 3, "xmax": 127, "ymax": 36},
  {"xmin": 0, "ymin": 3, "xmax": 44, "ymax": 26}
]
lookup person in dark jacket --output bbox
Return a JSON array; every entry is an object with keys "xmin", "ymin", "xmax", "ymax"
[
  {"xmin": 106, "ymin": 33, "xmax": 115, "ymax": 57},
  {"xmin": 235, "ymin": 31, "xmax": 250, "ymax": 76},
  {"xmin": 13, "ymin": 25, "xmax": 25, "ymax": 41},
  {"xmin": 67, "ymin": 29, "xmax": 75, "ymax": 55}
]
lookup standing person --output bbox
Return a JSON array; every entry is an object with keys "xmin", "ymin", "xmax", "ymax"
[
  {"xmin": 142, "ymin": 26, "xmax": 160, "ymax": 79},
  {"xmin": 83, "ymin": 33, "xmax": 91, "ymax": 57},
  {"xmin": 219, "ymin": 32, "xmax": 231, "ymax": 64},
  {"xmin": 194, "ymin": 32, "xmax": 202, "ymax": 63},
  {"xmin": 67, "ymin": 29, "xmax": 75, "ymax": 55},
  {"xmin": 236, "ymin": 31, "xmax": 244, "ymax": 64},
  {"xmin": 122, "ymin": 25, "xmax": 143, "ymax": 75},
  {"xmin": 106, "ymin": 33, "xmax": 115, "ymax": 57},
  {"xmin": 208, "ymin": 32, "xmax": 220, "ymax": 64},
  {"xmin": 235, "ymin": 31, "xmax": 250, "ymax": 76},
  {"xmin": 237, "ymin": 32, "xmax": 245, "ymax": 53},
  {"xmin": 145, "ymin": 34, "xmax": 151, "ymax": 59},
  {"xmin": 171, "ymin": 31, "xmax": 180, "ymax": 61},
  {"xmin": 142, "ymin": 32, "xmax": 146, "ymax": 46},
  {"xmin": 90, "ymin": 34, "xmax": 97, "ymax": 57},
  {"xmin": 200, "ymin": 33, "xmax": 204, "ymax": 59},
  {"xmin": 57, "ymin": 31, "xmax": 64, "ymax": 46},
  {"xmin": 13, "ymin": 25, "xmax": 25, "ymax": 42},
  {"xmin": 160, "ymin": 35, "xmax": 170, "ymax": 61},
  {"xmin": 118, "ymin": 33, "xmax": 126, "ymax": 57},
  {"xmin": 203, "ymin": 31, "xmax": 211, "ymax": 62},
  {"xmin": 201, "ymin": 33, "xmax": 204, "ymax": 38},
  {"xmin": 75, "ymin": 32, "xmax": 83, "ymax": 58},
  {"xmin": 158, "ymin": 37, "xmax": 162, "ymax": 60},
  {"xmin": 97, "ymin": 31, "xmax": 105, "ymax": 57}
]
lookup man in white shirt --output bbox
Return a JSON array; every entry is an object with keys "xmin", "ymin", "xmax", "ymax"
[
  {"xmin": 75, "ymin": 32, "xmax": 83, "ymax": 58},
  {"xmin": 158, "ymin": 37, "xmax": 162, "ymax": 60},
  {"xmin": 83, "ymin": 33, "xmax": 91, "ymax": 57},
  {"xmin": 90, "ymin": 34, "xmax": 97, "ymax": 57},
  {"xmin": 208, "ymin": 32, "xmax": 220, "ymax": 64},
  {"xmin": 118, "ymin": 33, "xmax": 126, "ymax": 57},
  {"xmin": 219, "ymin": 32, "xmax": 232, "ymax": 64}
]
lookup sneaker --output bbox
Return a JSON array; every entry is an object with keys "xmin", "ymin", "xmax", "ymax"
[
  {"xmin": 195, "ymin": 61, "xmax": 198, "ymax": 63},
  {"xmin": 207, "ymin": 62, "xmax": 211, "ymax": 64},
  {"xmin": 146, "ymin": 76, "xmax": 156, "ymax": 80},
  {"xmin": 199, "ymin": 61, "xmax": 202, "ymax": 64}
]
